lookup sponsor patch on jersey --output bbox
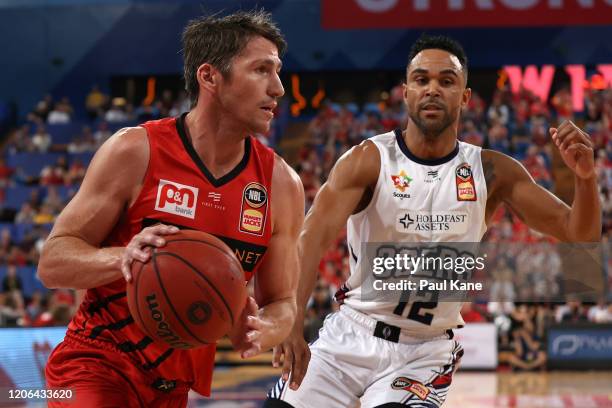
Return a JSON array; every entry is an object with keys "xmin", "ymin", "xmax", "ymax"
[
  {"xmin": 396, "ymin": 211, "xmax": 469, "ymax": 234},
  {"xmin": 391, "ymin": 170, "xmax": 412, "ymax": 199},
  {"xmin": 244, "ymin": 182, "xmax": 267, "ymax": 208},
  {"xmin": 203, "ymin": 191, "xmax": 226, "ymax": 211},
  {"xmin": 391, "ymin": 377, "xmax": 430, "ymax": 400},
  {"xmin": 424, "ymin": 169, "xmax": 442, "ymax": 183},
  {"xmin": 239, "ymin": 182, "xmax": 268, "ymax": 235},
  {"xmin": 154, "ymin": 179, "xmax": 199, "ymax": 219},
  {"xmin": 455, "ymin": 163, "xmax": 477, "ymax": 201},
  {"xmin": 391, "ymin": 170, "xmax": 412, "ymax": 192}
]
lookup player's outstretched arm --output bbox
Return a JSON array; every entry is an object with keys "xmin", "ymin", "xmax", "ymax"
[
  {"xmin": 38, "ymin": 127, "xmax": 172, "ymax": 289},
  {"xmin": 483, "ymin": 121, "xmax": 600, "ymax": 242},
  {"xmin": 273, "ymin": 140, "xmax": 380, "ymax": 389},
  {"xmin": 230, "ymin": 156, "xmax": 305, "ymax": 359}
]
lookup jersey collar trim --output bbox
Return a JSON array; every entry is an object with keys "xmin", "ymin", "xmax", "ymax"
[
  {"xmin": 394, "ymin": 128, "xmax": 459, "ymax": 166},
  {"xmin": 176, "ymin": 112, "xmax": 252, "ymax": 188}
]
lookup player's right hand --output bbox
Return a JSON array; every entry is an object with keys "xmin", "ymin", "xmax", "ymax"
[
  {"xmin": 272, "ymin": 323, "xmax": 310, "ymax": 390},
  {"xmin": 120, "ymin": 224, "xmax": 179, "ymax": 282}
]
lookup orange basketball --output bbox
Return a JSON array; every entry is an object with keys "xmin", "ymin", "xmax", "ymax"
[{"xmin": 127, "ymin": 229, "xmax": 247, "ymax": 349}]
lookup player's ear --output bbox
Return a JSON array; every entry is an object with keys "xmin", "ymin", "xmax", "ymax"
[
  {"xmin": 462, "ymin": 87, "xmax": 471, "ymax": 108},
  {"xmin": 196, "ymin": 63, "xmax": 219, "ymax": 93}
]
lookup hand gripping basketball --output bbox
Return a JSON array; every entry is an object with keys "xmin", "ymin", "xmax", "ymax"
[{"xmin": 120, "ymin": 224, "xmax": 180, "ymax": 282}]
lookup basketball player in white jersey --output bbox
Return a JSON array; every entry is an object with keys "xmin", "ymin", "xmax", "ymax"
[{"xmin": 264, "ymin": 35, "xmax": 600, "ymax": 408}]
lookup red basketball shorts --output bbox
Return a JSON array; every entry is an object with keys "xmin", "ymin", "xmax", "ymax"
[{"xmin": 45, "ymin": 335, "xmax": 192, "ymax": 408}]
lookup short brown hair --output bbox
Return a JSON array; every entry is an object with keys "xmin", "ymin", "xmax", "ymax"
[{"xmin": 182, "ymin": 10, "xmax": 287, "ymax": 107}]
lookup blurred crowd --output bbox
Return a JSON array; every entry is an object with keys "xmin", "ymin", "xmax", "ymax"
[{"xmin": 1, "ymin": 82, "xmax": 611, "ymax": 372}]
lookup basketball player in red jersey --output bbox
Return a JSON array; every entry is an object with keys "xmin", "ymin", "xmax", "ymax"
[{"xmin": 38, "ymin": 11, "xmax": 304, "ymax": 407}]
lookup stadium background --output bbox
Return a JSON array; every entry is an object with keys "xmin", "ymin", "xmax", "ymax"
[{"xmin": 0, "ymin": 0, "xmax": 611, "ymax": 406}]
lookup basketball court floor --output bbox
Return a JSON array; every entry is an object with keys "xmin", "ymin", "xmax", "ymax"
[{"xmin": 190, "ymin": 368, "xmax": 612, "ymax": 407}]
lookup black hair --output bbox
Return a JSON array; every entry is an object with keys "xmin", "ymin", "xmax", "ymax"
[{"xmin": 407, "ymin": 34, "xmax": 468, "ymax": 81}]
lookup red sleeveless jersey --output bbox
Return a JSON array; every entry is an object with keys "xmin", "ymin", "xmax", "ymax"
[{"xmin": 66, "ymin": 113, "xmax": 275, "ymax": 395}]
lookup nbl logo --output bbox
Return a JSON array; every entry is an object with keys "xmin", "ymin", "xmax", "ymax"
[
  {"xmin": 244, "ymin": 183, "xmax": 267, "ymax": 208},
  {"xmin": 456, "ymin": 165, "xmax": 472, "ymax": 181},
  {"xmin": 240, "ymin": 182, "xmax": 268, "ymax": 235},
  {"xmin": 155, "ymin": 179, "xmax": 199, "ymax": 219}
]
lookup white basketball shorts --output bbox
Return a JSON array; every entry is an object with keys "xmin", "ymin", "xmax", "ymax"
[{"xmin": 267, "ymin": 306, "xmax": 463, "ymax": 408}]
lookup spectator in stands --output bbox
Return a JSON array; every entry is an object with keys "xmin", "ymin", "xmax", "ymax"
[
  {"xmin": 487, "ymin": 92, "xmax": 510, "ymax": 126},
  {"xmin": 104, "ymin": 97, "xmax": 130, "ymax": 123},
  {"xmin": 67, "ymin": 126, "xmax": 96, "ymax": 153},
  {"xmin": 2, "ymin": 264, "xmax": 22, "ymax": 293},
  {"xmin": 460, "ymin": 302, "xmax": 486, "ymax": 322},
  {"xmin": 460, "ymin": 119, "xmax": 484, "ymax": 146},
  {"xmin": 463, "ymin": 91, "xmax": 485, "ymax": 123},
  {"xmin": 0, "ymin": 227, "xmax": 15, "ymax": 261},
  {"xmin": 29, "ymin": 226, "xmax": 49, "ymax": 265},
  {"xmin": 588, "ymin": 298, "xmax": 612, "ymax": 323},
  {"xmin": 134, "ymin": 103, "xmax": 158, "ymax": 122},
  {"xmin": 14, "ymin": 202, "xmax": 36, "ymax": 224},
  {"xmin": 530, "ymin": 122, "xmax": 549, "ymax": 148},
  {"xmin": 560, "ymin": 299, "xmax": 588, "ymax": 323},
  {"xmin": 26, "ymin": 290, "xmax": 43, "ymax": 322},
  {"xmin": 27, "ymin": 94, "xmax": 54, "ymax": 123},
  {"xmin": 0, "ymin": 291, "xmax": 24, "ymax": 327},
  {"xmin": 31, "ymin": 124, "xmax": 52, "ymax": 153},
  {"xmin": 489, "ymin": 257, "xmax": 515, "ymax": 302},
  {"xmin": 158, "ymin": 89, "xmax": 175, "ymax": 117},
  {"xmin": 506, "ymin": 305, "xmax": 546, "ymax": 371},
  {"xmin": 47, "ymin": 97, "xmax": 73, "ymax": 124},
  {"xmin": 488, "ymin": 121, "xmax": 510, "ymax": 155},
  {"xmin": 488, "ymin": 300, "xmax": 514, "ymax": 349},
  {"xmin": 85, "ymin": 85, "xmax": 108, "ymax": 120},
  {"xmin": 0, "ymin": 157, "xmax": 14, "ymax": 188},
  {"xmin": 7, "ymin": 244, "xmax": 27, "ymax": 266},
  {"xmin": 585, "ymin": 96, "xmax": 603, "ymax": 135},
  {"xmin": 595, "ymin": 149, "xmax": 612, "ymax": 189},
  {"xmin": 40, "ymin": 156, "xmax": 68, "ymax": 186},
  {"xmin": 523, "ymin": 146, "xmax": 552, "ymax": 190},
  {"xmin": 93, "ymin": 121, "xmax": 112, "ymax": 148},
  {"xmin": 5, "ymin": 124, "xmax": 33, "ymax": 153},
  {"xmin": 360, "ymin": 111, "xmax": 384, "ymax": 140},
  {"xmin": 551, "ymin": 87, "xmax": 573, "ymax": 121},
  {"xmin": 169, "ymin": 90, "xmax": 191, "ymax": 117},
  {"xmin": 33, "ymin": 203, "xmax": 56, "ymax": 225},
  {"xmin": 33, "ymin": 180, "xmax": 54, "ymax": 203},
  {"xmin": 64, "ymin": 159, "xmax": 86, "ymax": 186},
  {"xmin": 43, "ymin": 186, "xmax": 64, "ymax": 214},
  {"xmin": 32, "ymin": 302, "xmax": 72, "ymax": 327}
]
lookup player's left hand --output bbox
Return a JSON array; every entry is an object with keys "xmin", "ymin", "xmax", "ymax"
[
  {"xmin": 550, "ymin": 120, "xmax": 595, "ymax": 180},
  {"xmin": 228, "ymin": 296, "xmax": 273, "ymax": 359}
]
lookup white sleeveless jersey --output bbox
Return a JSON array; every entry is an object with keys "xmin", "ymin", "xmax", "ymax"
[{"xmin": 343, "ymin": 130, "xmax": 487, "ymax": 336}]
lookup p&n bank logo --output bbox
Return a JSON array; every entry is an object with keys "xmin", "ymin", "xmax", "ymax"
[{"xmin": 155, "ymin": 179, "xmax": 199, "ymax": 219}]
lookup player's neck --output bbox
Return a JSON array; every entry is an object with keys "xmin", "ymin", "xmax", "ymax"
[
  {"xmin": 403, "ymin": 122, "xmax": 458, "ymax": 160},
  {"xmin": 184, "ymin": 109, "xmax": 247, "ymax": 178}
]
